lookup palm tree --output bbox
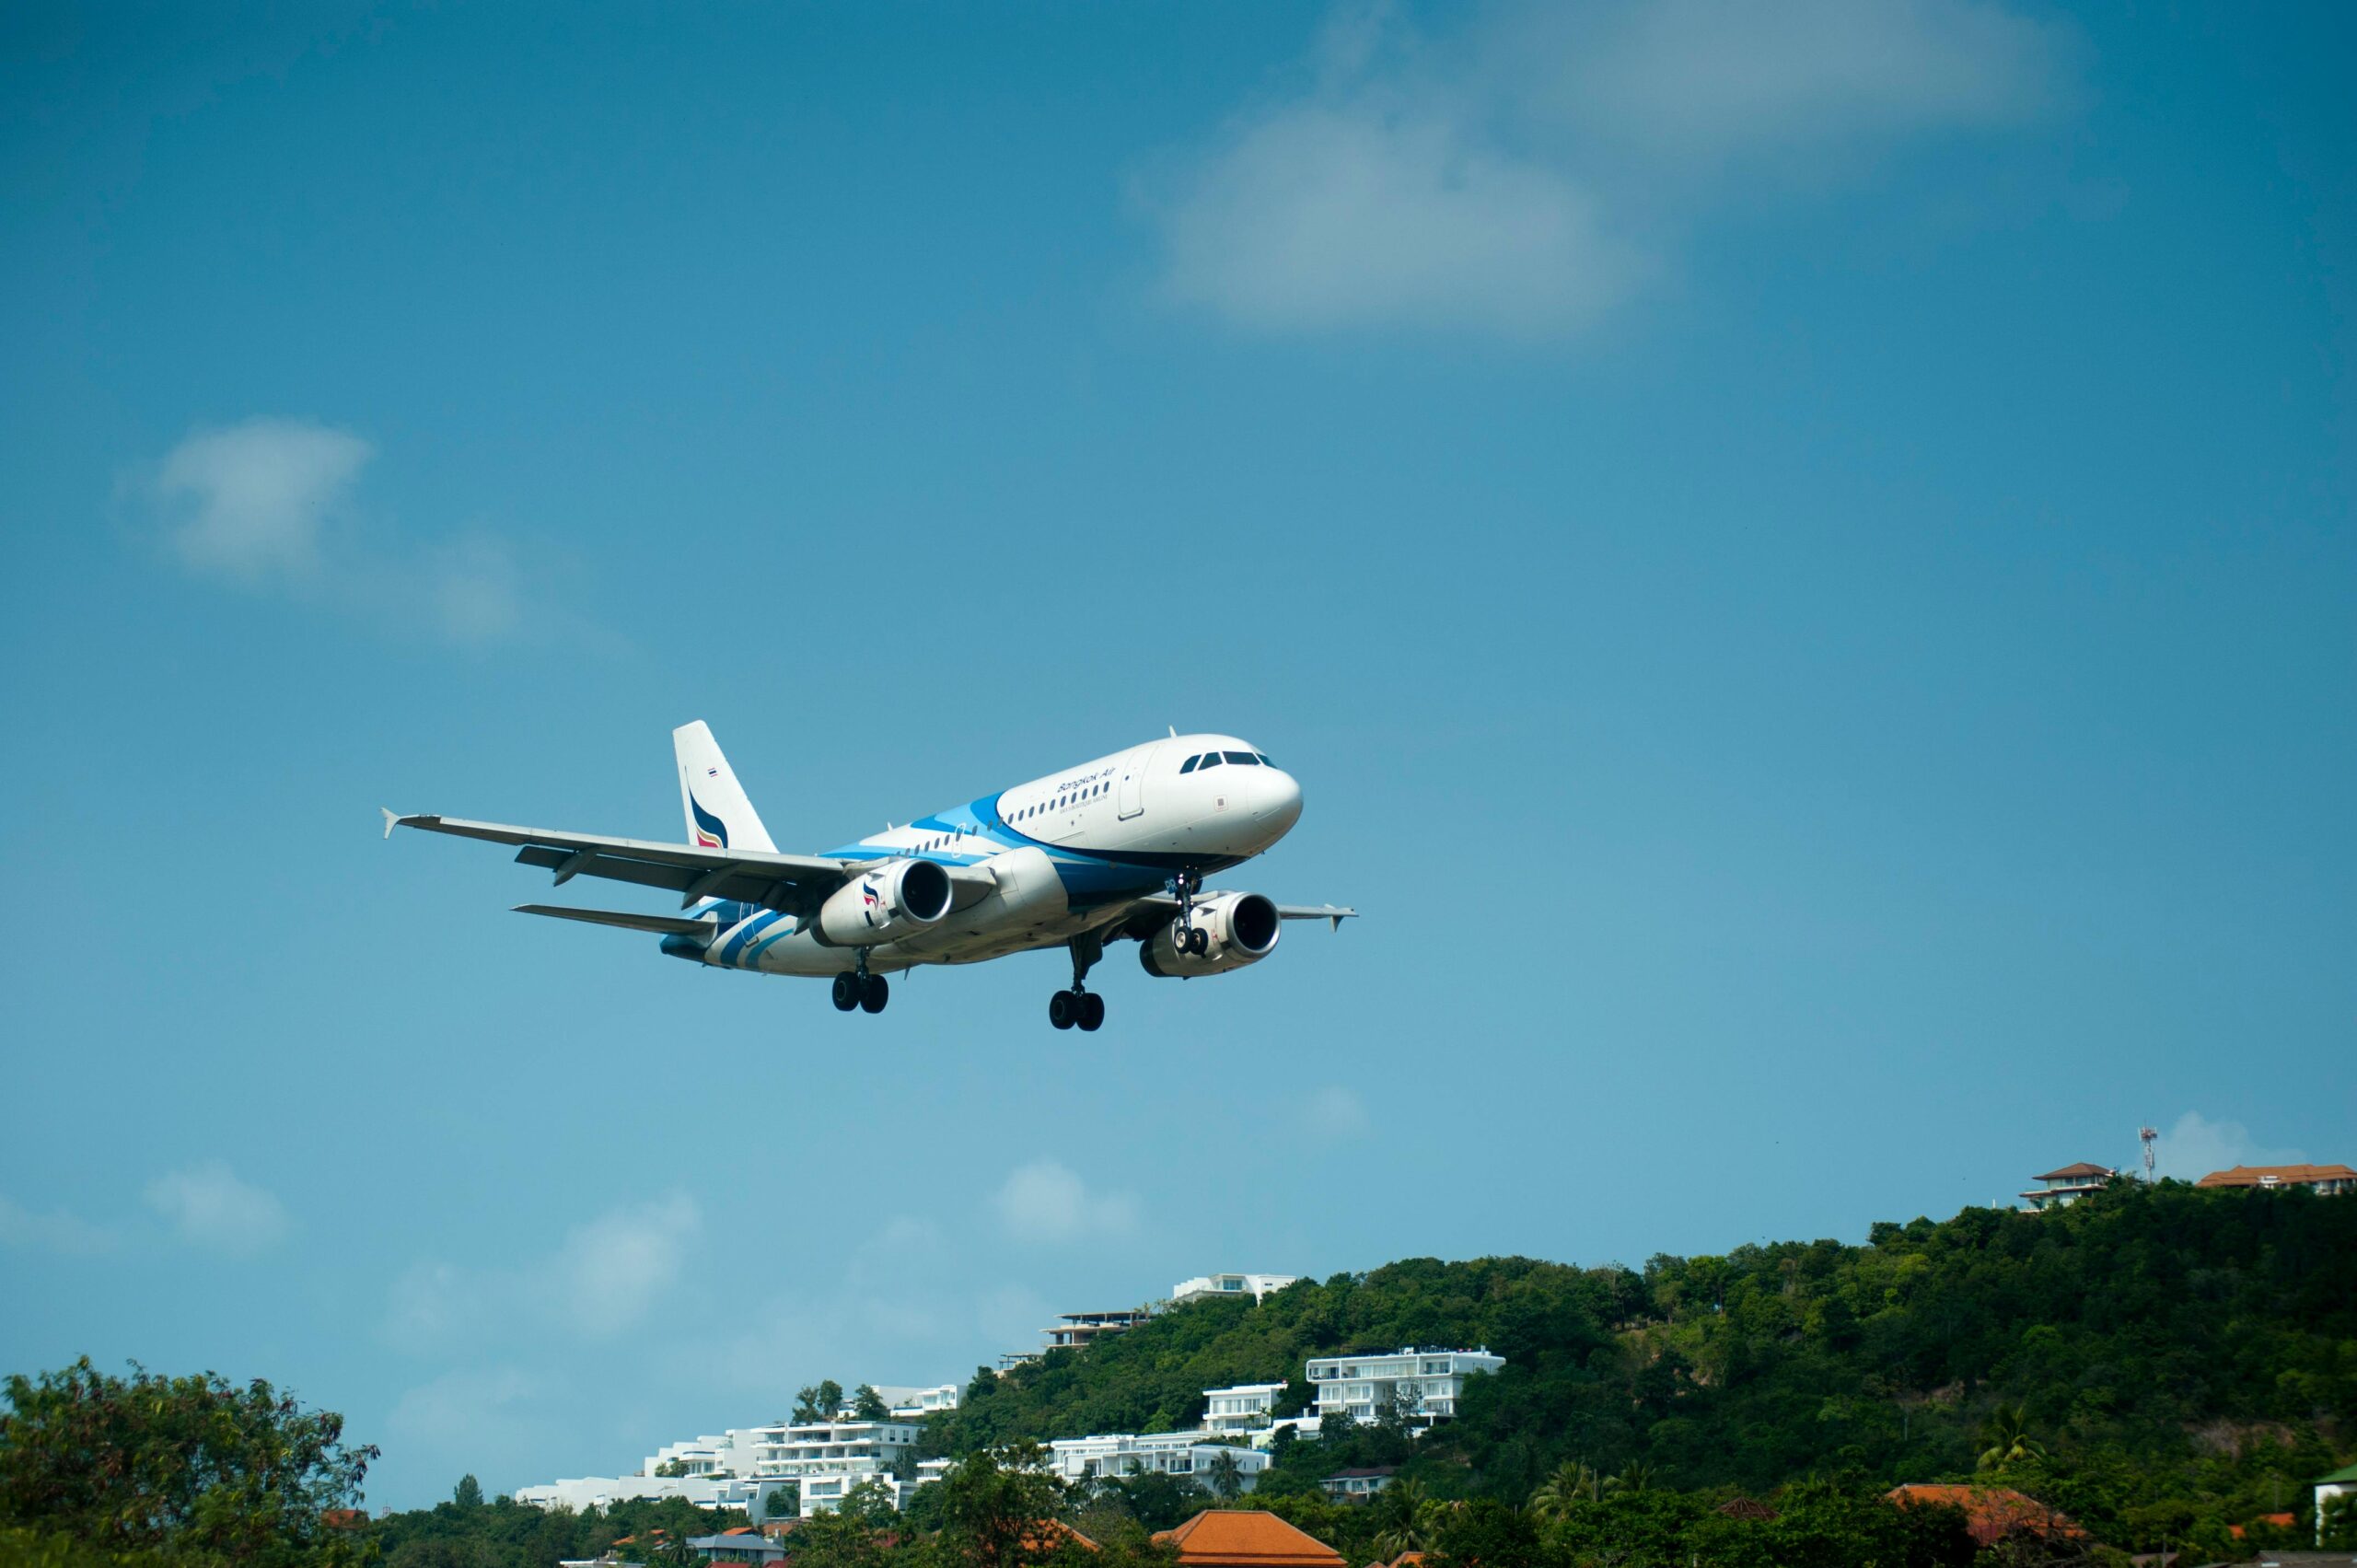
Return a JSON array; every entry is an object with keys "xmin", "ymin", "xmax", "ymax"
[
  {"xmin": 1527, "ymin": 1461, "xmax": 1603, "ymax": 1519},
  {"xmin": 1614, "ymin": 1459, "xmax": 1658, "ymax": 1495},
  {"xmin": 1372, "ymin": 1482, "xmax": 1442, "ymax": 1562},
  {"xmin": 1977, "ymin": 1402, "xmax": 2048, "ymax": 1473},
  {"xmin": 1207, "ymin": 1447, "xmax": 1244, "ymax": 1502}
]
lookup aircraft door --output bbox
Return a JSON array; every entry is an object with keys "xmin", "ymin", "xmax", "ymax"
[{"xmin": 1117, "ymin": 744, "xmax": 1159, "ymax": 820}]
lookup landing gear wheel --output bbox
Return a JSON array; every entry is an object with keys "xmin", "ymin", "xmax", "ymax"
[
  {"xmin": 831, "ymin": 972, "xmax": 860, "ymax": 1012},
  {"xmin": 1186, "ymin": 926, "xmax": 1210, "ymax": 957},
  {"xmin": 1078, "ymin": 992, "xmax": 1106, "ymax": 1031},
  {"xmin": 1049, "ymin": 990, "xmax": 1077, "ymax": 1030},
  {"xmin": 859, "ymin": 973, "xmax": 889, "ymax": 1015}
]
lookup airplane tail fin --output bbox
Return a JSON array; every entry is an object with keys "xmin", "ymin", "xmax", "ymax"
[{"xmin": 672, "ymin": 721, "xmax": 779, "ymax": 854}]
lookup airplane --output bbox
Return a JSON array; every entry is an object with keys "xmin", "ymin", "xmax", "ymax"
[{"xmin": 386, "ymin": 722, "xmax": 1353, "ymax": 1030}]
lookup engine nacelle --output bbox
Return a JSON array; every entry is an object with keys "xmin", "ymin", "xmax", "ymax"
[
  {"xmin": 1140, "ymin": 890, "xmax": 1281, "ymax": 978},
  {"xmin": 818, "ymin": 859, "xmax": 953, "ymax": 946}
]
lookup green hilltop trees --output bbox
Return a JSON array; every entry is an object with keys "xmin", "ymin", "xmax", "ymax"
[{"xmin": 3, "ymin": 1181, "xmax": 2351, "ymax": 1564}]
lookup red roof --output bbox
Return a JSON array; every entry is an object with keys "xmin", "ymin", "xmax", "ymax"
[
  {"xmin": 2196, "ymin": 1164, "xmax": 2357, "ymax": 1189},
  {"xmin": 1887, "ymin": 1485, "xmax": 2083, "ymax": 1548},
  {"xmin": 2034, "ymin": 1163, "xmax": 2114, "ymax": 1181},
  {"xmin": 1155, "ymin": 1511, "xmax": 1346, "ymax": 1568},
  {"xmin": 2229, "ymin": 1513, "xmax": 2297, "ymax": 1539}
]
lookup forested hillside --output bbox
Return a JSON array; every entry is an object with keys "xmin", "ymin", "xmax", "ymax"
[{"xmin": 935, "ymin": 1181, "xmax": 2357, "ymax": 1551}]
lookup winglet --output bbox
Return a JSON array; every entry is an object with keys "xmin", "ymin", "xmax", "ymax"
[{"xmin": 381, "ymin": 807, "xmax": 401, "ymax": 841}]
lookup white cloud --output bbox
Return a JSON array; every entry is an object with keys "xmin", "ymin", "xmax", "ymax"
[
  {"xmin": 386, "ymin": 1193, "xmax": 702, "ymax": 1353},
  {"xmin": 382, "ymin": 1365, "xmax": 560, "ymax": 1494},
  {"xmin": 1514, "ymin": 0, "xmax": 2061, "ymax": 158},
  {"xmin": 992, "ymin": 1159, "xmax": 1140, "ymax": 1245},
  {"xmin": 0, "ymin": 1193, "xmax": 116, "ymax": 1256},
  {"xmin": 156, "ymin": 418, "xmax": 372, "ymax": 582},
  {"xmin": 143, "ymin": 418, "xmax": 562, "ymax": 645},
  {"xmin": 550, "ymin": 1194, "xmax": 702, "ymax": 1340},
  {"xmin": 2151, "ymin": 1111, "xmax": 2305, "ymax": 1183},
  {"xmin": 1160, "ymin": 100, "xmax": 1638, "ymax": 339},
  {"xmin": 143, "ymin": 1160, "xmax": 290, "ymax": 1258},
  {"xmin": 1306, "ymin": 1086, "xmax": 1372, "ymax": 1142},
  {"xmin": 1147, "ymin": 0, "xmax": 2066, "ymax": 339}
]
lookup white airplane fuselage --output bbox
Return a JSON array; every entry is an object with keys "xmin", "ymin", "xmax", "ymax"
[{"xmin": 683, "ymin": 733, "xmax": 1303, "ymax": 976}]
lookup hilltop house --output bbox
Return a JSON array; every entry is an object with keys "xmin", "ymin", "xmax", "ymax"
[
  {"xmin": 2197, "ymin": 1165, "xmax": 2357, "ymax": 1197},
  {"xmin": 2020, "ymin": 1163, "xmax": 2115, "ymax": 1213}
]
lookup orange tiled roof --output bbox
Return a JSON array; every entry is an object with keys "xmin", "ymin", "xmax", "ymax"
[
  {"xmin": 1020, "ymin": 1520, "xmax": 1100, "ymax": 1554},
  {"xmin": 1887, "ymin": 1485, "xmax": 2083, "ymax": 1548},
  {"xmin": 2229, "ymin": 1512, "xmax": 2297, "ymax": 1539},
  {"xmin": 2195, "ymin": 1164, "xmax": 2357, "ymax": 1189},
  {"xmin": 1155, "ymin": 1511, "xmax": 1346, "ymax": 1568}
]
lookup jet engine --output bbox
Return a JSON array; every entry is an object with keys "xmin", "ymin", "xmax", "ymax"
[
  {"xmin": 818, "ymin": 858, "xmax": 953, "ymax": 946},
  {"xmin": 1139, "ymin": 890, "xmax": 1281, "ymax": 977}
]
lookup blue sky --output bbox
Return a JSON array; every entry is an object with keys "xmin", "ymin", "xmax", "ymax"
[{"xmin": 2, "ymin": 0, "xmax": 2351, "ymax": 1511}]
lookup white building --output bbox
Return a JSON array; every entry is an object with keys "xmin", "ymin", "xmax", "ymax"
[
  {"xmin": 1304, "ymin": 1347, "xmax": 1504, "ymax": 1428},
  {"xmin": 750, "ymin": 1415, "xmax": 925, "ymax": 1519},
  {"xmin": 881, "ymin": 1383, "xmax": 961, "ymax": 1418},
  {"xmin": 644, "ymin": 1429, "xmax": 764, "ymax": 1481},
  {"xmin": 1201, "ymin": 1383, "xmax": 1287, "ymax": 1438},
  {"xmin": 515, "ymin": 1473, "xmax": 786, "ymax": 1515},
  {"xmin": 2020, "ymin": 1162, "xmax": 2115, "ymax": 1213},
  {"xmin": 1172, "ymin": 1273, "xmax": 1301, "ymax": 1306},
  {"xmin": 1047, "ymin": 1431, "xmax": 1270, "ymax": 1491}
]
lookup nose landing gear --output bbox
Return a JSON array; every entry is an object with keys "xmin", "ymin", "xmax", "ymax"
[
  {"xmin": 1050, "ymin": 933, "xmax": 1108, "ymax": 1031},
  {"xmin": 1168, "ymin": 869, "xmax": 1210, "ymax": 955}
]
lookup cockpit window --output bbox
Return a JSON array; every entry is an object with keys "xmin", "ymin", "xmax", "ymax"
[
  {"xmin": 1256, "ymin": 753, "xmax": 1275, "ymax": 766},
  {"xmin": 1198, "ymin": 752, "xmax": 1223, "ymax": 771},
  {"xmin": 1224, "ymin": 751, "xmax": 1260, "ymax": 765},
  {"xmin": 1180, "ymin": 755, "xmax": 1199, "ymax": 773}
]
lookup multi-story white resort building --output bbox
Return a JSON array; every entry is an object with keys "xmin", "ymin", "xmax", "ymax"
[
  {"xmin": 514, "ymin": 1473, "xmax": 786, "ymax": 1515},
  {"xmin": 1201, "ymin": 1382, "xmax": 1288, "ymax": 1439},
  {"xmin": 1172, "ymin": 1273, "xmax": 1302, "ymax": 1306},
  {"xmin": 751, "ymin": 1416, "xmax": 925, "ymax": 1518},
  {"xmin": 1047, "ymin": 1431, "xmax": 1271, "ymax": 1491},
  {"xmin": 644, "ymin": 1429, "xmax": 765, "ymax": 1480},
  {"xmin": 1043, "ymin": 1308, "xmax": 1153, "ymax": 1352},
  {"xmin": 883, "ymin": 1383, "xmax": 962, "ymax": 1417},
  {"xmin": 1304, "ymin": 1348, "xmax": 1504, "ymax": 1428}
]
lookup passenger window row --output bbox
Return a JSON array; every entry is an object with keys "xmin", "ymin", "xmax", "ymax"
[
  {"xmin": 1178, "ymin": 750, "xmax": 1272, "ymax": 773},
  {"xmin": 1009, "ymin": 782, "xmax": 1109, "ymax": 823}
]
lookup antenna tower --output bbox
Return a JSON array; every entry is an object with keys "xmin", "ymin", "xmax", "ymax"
[{"xmin": 2139, "ymin": 1125, "xmax": 2158, "ymax": 1181}]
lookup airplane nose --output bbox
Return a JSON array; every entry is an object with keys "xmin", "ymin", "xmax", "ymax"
[{"xmin": 1259, "ymin": 768, "xmax": 1303, "ymax": 830}]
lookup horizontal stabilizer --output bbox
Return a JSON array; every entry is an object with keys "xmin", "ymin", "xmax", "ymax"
[{"xmin": 513, "ymin": 904, "xmax": 719, "ymax": 937}]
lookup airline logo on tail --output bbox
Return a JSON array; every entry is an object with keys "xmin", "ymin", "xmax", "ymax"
[{"xmin": 689, "ymin": 792, "xmax": 730, "ymax": 850}]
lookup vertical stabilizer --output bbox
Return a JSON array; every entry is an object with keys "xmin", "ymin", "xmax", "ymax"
[{"xmin": 671, "ymin": 721, "xmax": 778, "ymax": 854}]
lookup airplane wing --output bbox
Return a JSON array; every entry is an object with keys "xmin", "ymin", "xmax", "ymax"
[
  {"xmin": 387, "ymin": 811, "xmax": 998, "ymax": 915},
  {"xmin": 514, "ymin": 904, "xmax": 720, "ymax": 936}
]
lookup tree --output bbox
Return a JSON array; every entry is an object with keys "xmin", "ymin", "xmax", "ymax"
[
  {"xmin": 853, "ymin": 1384, "xmax": 892, "ymax": 1421},
  {"xmin": 1206, "ymin": 1449, "xmax": 1245, "ymax": 1503},
  {"xmin": 935, "ymin": 1444, "xmax": 1075, "ymax": 1568},
  {"xmin": 1977, "ymin": 1404, "xmax": 2048, "ymax": 1473},
  {"xmin": 795, "ymin": 1380, "xmax": 849, "ymax": 1423},
  {"xmin": 450, "ymin": 1473, "xmax": 483, "ymax": 1508},
  {"xmin": 968, "ymin": 1365, "xmax": 1001, "ymax": 1402},
  {"xmin": 766, "ymin": 1483, "xmax": 800, "ymax": 1517},
  {"xmin": 0, "ymin": 1358, "xmax": 377, "ymax": 1567}
]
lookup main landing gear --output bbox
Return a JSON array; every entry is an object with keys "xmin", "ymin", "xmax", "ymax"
[
  {"xmin": 831, "ymin": 963, "xmax": 889, "ymax": 1015},
  {"xmin": 1049, "ymin": 933, "xmax": 1107, "ymax": 1032},
  {"xmin": 1168, "ymin": 869, "xmax": 1210, "ymax": 956}
]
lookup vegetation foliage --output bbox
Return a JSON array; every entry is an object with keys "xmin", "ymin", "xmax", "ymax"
[{"xmin": 3, "ymin": 1183, "xmax": 2350, "ymax": 1566}]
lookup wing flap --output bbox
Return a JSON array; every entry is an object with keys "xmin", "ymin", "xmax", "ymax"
[{"xmin": 514, "ymin": 904, "xmax": 719, "ymax": 937}]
